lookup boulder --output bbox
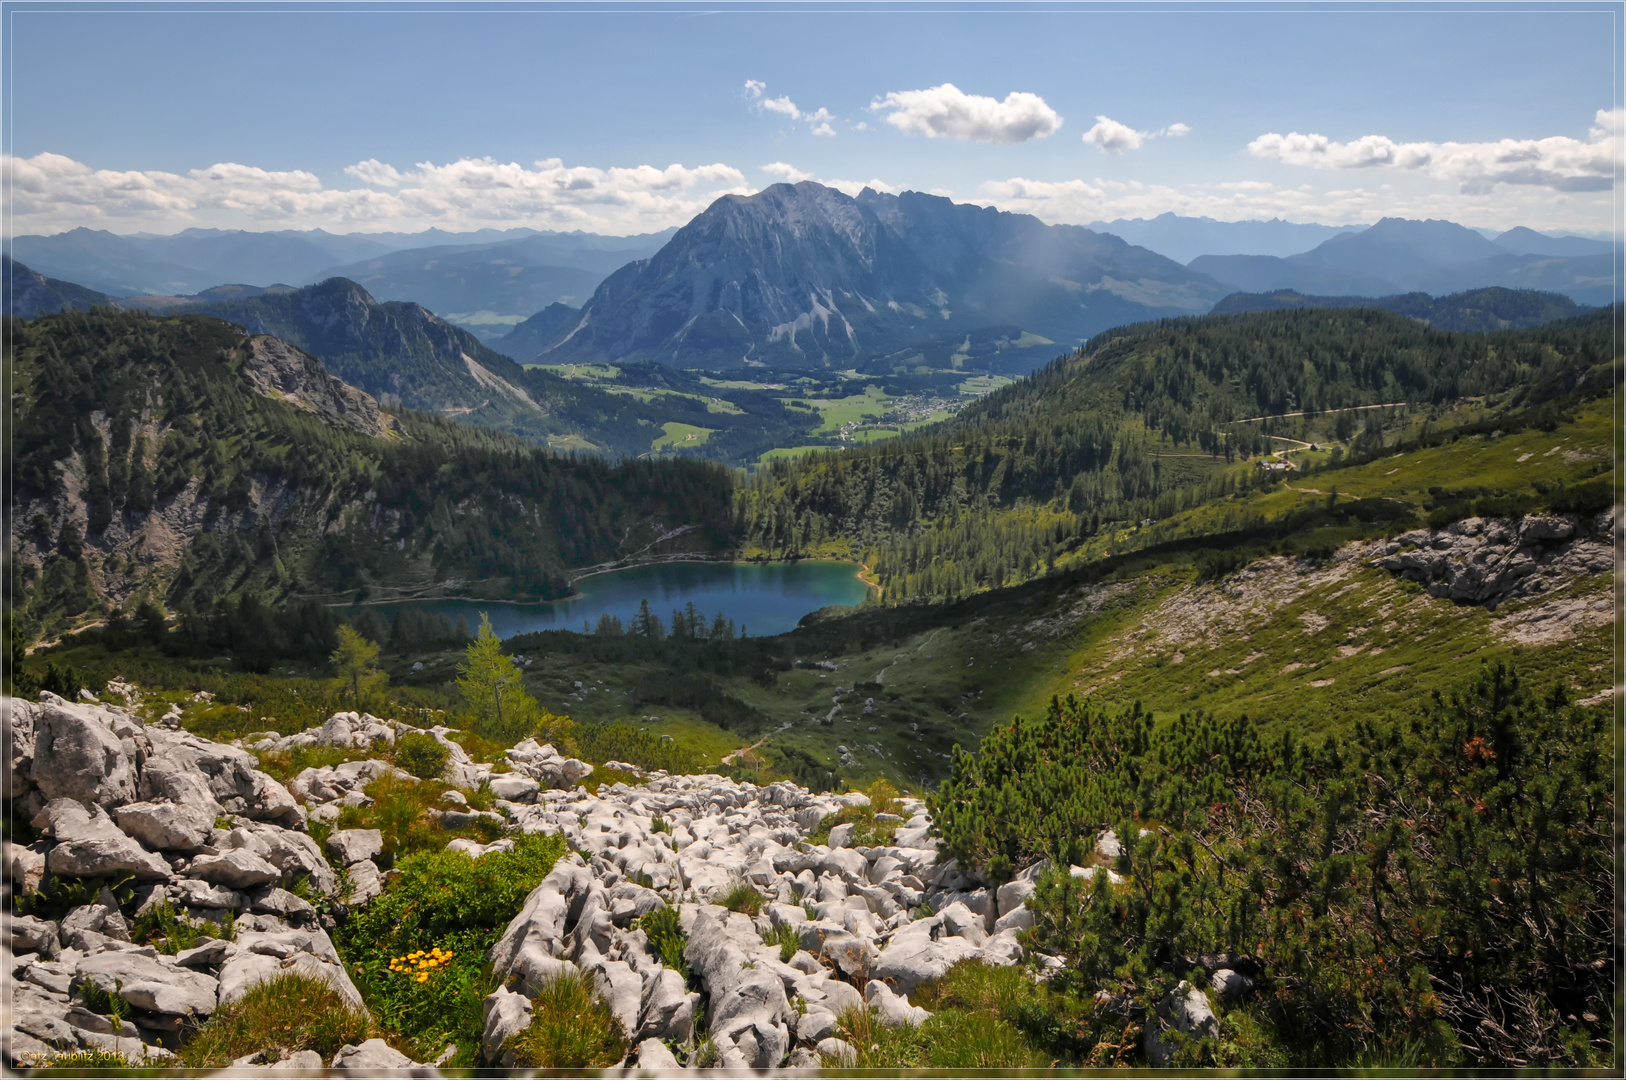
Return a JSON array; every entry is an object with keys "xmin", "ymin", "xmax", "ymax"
[
  {"xmin": 75, "ymin": 951, "xmax": 219, "ymax": 1019},
  {"xmin": 33, "ymin": 799, "xmax": 169, "ymax": 880},
  {"xmin": 874, "ymin": 918, "xmax": 981, "ymax": 994},
  {"xmin": 186, "ymin": 849, "xmax": 282, "ymax": 890},
  {"xmin": 634, "ymin": 1037, "xmax": 681, "ymax": 1071},
  {"xmin": 865, "ymin": 979, "xmax": 929, "ymax": 1027},
  {"xmin": 7, "ymin": 916, "xmax": 61, "ymax": 958},
  {"xmin": 487, "ymin": 774, "xmax": 541, "ymax": 803},
  {"xmin": 796, "ymin": 1006, "xmax": 839, "ymax": 1044},
  {"xmin": 325, "ymin": 828, "xmax": 383, "ymax": 866},
  {"xmin": 589, "ymin": 958, "xmax": 642, "ymax": 1036},
  {"xmin": 114, "ymin": 800, "xmax": 215, "ymax": 852},
  {"xmin": 331, "ymin": 1038, "xmax": 412, "ymax": 1074},
  {"xmin": 481, "ymin": 985, "xmax": 532, "ymax": 1067},
  {"xmin": 827, "ymin": 822, "xmax": 856, "ymax": 849},
  {"xmin": 995, "ymin": 876, "xmax": 1036, "ymax": 917},
  {"xmin": 817, "ymin": 1037, "xmax": 857, "ymax": 1065},
  {"xmin": 1145, "ymin": 981, "xmax": 1220, "ymax": 1067},
  {"xmin": 346, "ymin": 859, "xmax": 384, "ymax": 906},
  {"xmin": 29, "ymin": 698, "xmax": 139, "ymax": 808},
  {"xmin": 1210, "ymin": 968, "xmax": 1255, "ymax": 1001},
  {"xmin": 170, "ymin": 879, "xmax": 247, "ymax": 909},
  {"xmin": 637, "ymin": 966, "xmax": 698, "ymax": 1043}
]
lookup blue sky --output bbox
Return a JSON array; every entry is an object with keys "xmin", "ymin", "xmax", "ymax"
[{"xmin": 5, "ymin": 3, "xmax": 1622, "ymax": 236}]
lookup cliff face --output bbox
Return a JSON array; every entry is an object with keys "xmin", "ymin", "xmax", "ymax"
[{"xmin": 239, "ymin": 335, "xmax": 398, "ymax": 440}]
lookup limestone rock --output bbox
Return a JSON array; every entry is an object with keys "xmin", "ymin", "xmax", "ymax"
[
  {"xmin": 1145, "ymin": 980, "xmax": 1220, "ymax": 1067},
  {"xmin": 866, "ymin": 979, "xmax": 929, "ymax": 1027},
  {"xmin": 325, "ymin": 828, "xmax": 383, "ymax": 866},
  {"xmin": 114, "ymin": 800, "xmax": 216, "ymax": 852}
]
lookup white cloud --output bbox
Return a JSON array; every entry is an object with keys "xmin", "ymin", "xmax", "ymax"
[
  {"xmin": 1082, "ymin": 116, "xmax": 1145, "ymax": 154},
  {"xmin": 976, "ymin": 172, "xmax": 1616, "ymax": 233},
  {"xmin": 761, "ymin": 96, "xmax": 801, "ymax": 120},
  {"xmin": 760, "ymin": 162, "xmax": 815, "ymax": 183},
  {"xmin": 870, "ymin": 83, "xmax": 1061, "ymax": 144},
  {"xmin": 758, "ymin": 162, "xmax": 892, "ymax": 197},
  {"xmin": 1247, "ymin": 110, "xmax": 1621, "ymax": 192},
  {"xmin": 2, "ymin": 152, "xmax": 753, "ymax": 235},
  {"xmin": 1160, "ymin": 122, "xmax": 1191, "ymax": 138},
  {"xmin": 344, "ymin": 158, "xmax": 405, "ymax": 187},
  {"xmin": 748, "ymin": 84, "xmax": 842, "ymax": 137}
]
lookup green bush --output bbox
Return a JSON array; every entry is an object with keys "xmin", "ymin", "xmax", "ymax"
[
  {"xmin": 179, "ymin": 973, "xmax": 369, "ymax": 1068},
  {"xmin": 395, "ymin": 731, "xmax": 450, "ymax": 780},
  {"xmin": 130, "ymin": 900, "xmax": 217, "ymax": 954},
  {"xmin": 637, "ymin": 905, "xmax": 689, "ymax": 980},
  {"xmin": 936, "ymin": 666, "xmax": 1613, "ymax": 1068},
  {"xmin": 506, "ymin": 969, "xmax": 627, "ymax": 1069},
  {"xmin": 336, "ymin": 831, "xmax": 567, "ymax": 1064}
]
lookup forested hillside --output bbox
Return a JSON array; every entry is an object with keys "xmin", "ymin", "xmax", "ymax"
[
  {"xmin": 740, "ymin": 307, "xmax": 1617, "ymax": 600},
  {"xmin": 4, "ymin": 310, "xmax": 734, "ymax": 643}
]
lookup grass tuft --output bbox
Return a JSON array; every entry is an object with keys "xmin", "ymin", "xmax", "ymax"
[
  {"xmin": 506, "ymin": 969, "xmax": 627, "ymax": 1069},
  {"xmin": 719, "ymin": 876, "xmax": 765, "ymax": 916},
  {"xmin": 179, "ymin": 973, "xmax": 369, "ymax": 1068}
]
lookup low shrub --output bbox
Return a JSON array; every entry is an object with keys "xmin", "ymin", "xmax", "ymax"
[
  {"xmin": 637, "ymin": 906, "xmax": 690, "ymax": 980},
  {"xmin": 506, "ymin": 969, "xmax": 627, "ymax": 1069},
  {"xmin": 575, "ymin": 720, "xmax": 700, "ymax": 774},
  {"xmin": 828, "ymin": 1001, "xmax": 1046, "ymax": 1071},
  {"xmin": 130, "ymin": 900, "xmax": 219, "ymax": 954},
  {"xmin": 335, "ymin": 771, "xmax": 503, "ymax": 858},
  {"xmin": 394, "ymin": 731, "xmax": 449, "ymax": 780},
  {"xmin": 179, "ymin": 973, "xmax": 369, "ymax": 1068},
  {"xmin": 252, "ymin": 745, "xmax": 363, "ymax": 785},
  {"xmin": 336, "ymin": 832, "xmax": 567, "ymax": 1064},
  {"xmin": 808, "ymin": 777, "xmax": 906, "ymax": 848}
]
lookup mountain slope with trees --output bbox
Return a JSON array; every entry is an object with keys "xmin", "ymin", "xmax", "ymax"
[
  {"xmin": 740, "ymin": 306, "xmax": 1617, "ymax": 601},
  {"xmin": 4, "ymin": 309, "xmax": 735, "ymax": 643}
]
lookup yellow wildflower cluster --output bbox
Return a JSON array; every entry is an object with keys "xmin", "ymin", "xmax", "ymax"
[{"xmin": 388, "ymin": 947, "xmax": 455, "ymax": 983}]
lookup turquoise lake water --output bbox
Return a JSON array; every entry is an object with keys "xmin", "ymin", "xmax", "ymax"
[{"xmin": 352, "ymin": 560, "xmax": 871, "ymax": 640}]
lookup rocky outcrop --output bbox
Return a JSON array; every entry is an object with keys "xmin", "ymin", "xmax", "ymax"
[
  {"xmin": 5, "ymin": 692, "xmax": 1051, "ymax": 1074},
  {"xmin": 1, "ymin": 693, "xmax": 400, "ymax": 1071},
  {"xmin": 241, "ymin": 335, "xmax": 398, "ymax": 439},
  {"xmin": 1373, "ymin": 510, "xmax": 1614, "ymax": 607}
]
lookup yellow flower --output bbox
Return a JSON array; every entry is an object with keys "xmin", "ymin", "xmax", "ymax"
[{"xmin": 416, "ymin": 973, "xmax": 429, "ymax": 983}]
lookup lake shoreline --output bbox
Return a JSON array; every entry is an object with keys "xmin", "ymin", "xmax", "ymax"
[
  {"xmin": 329, "ymin": 559, "xmax": 874, "ymax": 640},
  {"xmin": 324, "ymin": 553, "xmax": 875, "ymax": 610}
]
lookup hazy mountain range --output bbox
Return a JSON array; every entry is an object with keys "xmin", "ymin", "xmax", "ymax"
[
  {"xmin": 8, "ymin": 199, "xmax": 1614, "ymax": 363},
  {"xmin": 1190, "ymin": 217, "xmax": 1616, "ymax": 307}
]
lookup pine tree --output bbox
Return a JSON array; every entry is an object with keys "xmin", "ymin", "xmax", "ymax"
[
  {"xmin": 330, "ymin": 624, "xmax": 385, "ymax": 710},
  {"xmin": 456, "ymin": 613, "xmax": 548, "ymax": 742}
]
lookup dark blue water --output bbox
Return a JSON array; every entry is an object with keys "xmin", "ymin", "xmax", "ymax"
[{"xmin": 350, "ymin": 561, "xmax": 871, "ymax": 640}]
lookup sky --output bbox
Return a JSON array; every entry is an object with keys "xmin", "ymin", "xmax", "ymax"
[{"xmin": 4, "ymin": 2, "xmax": 1623, "ymax": 238}]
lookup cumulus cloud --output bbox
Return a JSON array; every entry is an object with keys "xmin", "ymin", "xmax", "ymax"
[
  {"xmin": 1248, "ymin": 109, "xmax": 1622, "ymax": 192},
  {"xmin": 758, "ymin": 162, "xmax": 893, "ymax": 197},
  {"xmin": 1161, "ymin": 122, "xmax": 1192, "ymax": 138},
  {"xmin": 761, "ymin": 96, "xmax": 801, "ymax": 120},
  {"xmin": 870, "ymin": 83, "xmax": 1061, "ymax": 144},
  {"xmin": 761, "ymin": 162, "xmax": 816, "ymax": 183},
  {"xmin": 1082, "ymin": 116, "xmax": 1145, "ymax": 154},
  {"xmin": 2, "ymin": 152, "xmax": 753, "ymax": 235},
  {"xmin": 746, "ymin": 83, "xmax": 843, "ymax": 137}
]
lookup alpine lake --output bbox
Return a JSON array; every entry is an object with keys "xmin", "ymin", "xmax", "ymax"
[{"xmin": 347, "ymin": 560, "xmax": 873, "ymax": 640}]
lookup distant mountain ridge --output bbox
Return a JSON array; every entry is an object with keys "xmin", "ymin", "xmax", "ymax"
[
  {"xmin": 1191, "ymin": 218, "xmax": 1617, "ymax": 307},
  {"xmin": 162, "ymin": 278, "xmax": 677, "ymax": 455},
  {"xmin": 1084, "ymin": 213, "xmax": 1365, "ymax": 263},
  {"xmin": 527, "ymin": 181, "xmax": 1231, "ymax": 370},
  {"xmin": 1209, "ymin": 286, "xmax": 1590, "ymax": 332},
  {"xmin": 2, "ymin": 256, "xmax": 119, "ymax": 318}
]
